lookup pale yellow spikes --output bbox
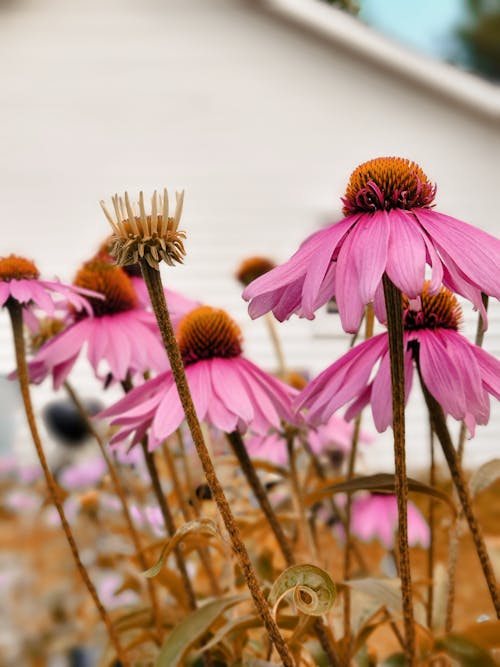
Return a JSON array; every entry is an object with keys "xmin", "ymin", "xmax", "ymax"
[
  {"xmin": 151, "ymin": 191, "xmax": 158, "ymax": 235},
  {"xmin": 124, "ymin": 192, "xmax": 140, "ymax": 236},
  {"xmin": 174, "ymin": 191, "xmax": 184, "ymax": 231},
  {"xmin": 138, "ymin": 191, "xmax": 150, "ymax": 237},
  {"xmin": 161, "ymin": 188, "xmax": 169, "ymax": 237},
  {"xmin": 100, "ymin": 201, "xmax": 119, "ymax": 234}
]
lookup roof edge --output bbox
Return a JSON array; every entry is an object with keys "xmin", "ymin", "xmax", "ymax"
[{"xmin": 255, "ymin": 0, "xmax": 500, "ymax": 122}]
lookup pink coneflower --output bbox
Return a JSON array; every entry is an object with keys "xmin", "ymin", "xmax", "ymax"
[
  {"xmin": 27, "ymin": 259, "xmax": 168, "ymax": 388},
  {"xmin": 246, "ymin": 414, "xmax": 373, "ymax": 466},
  {"xmin": 99, "ymin": 305, "xmax": 298, "ymax": 450},
  {"xmin": 297, "ymin": 285, "xmax": 500, "ymax": 436},
  {"xmin": 350, "ymin": 493, "xmax": 429, "ymax": 549},
  {"xmin": 0, "ymin": 255, "xmax": 93, "ymax": 316},
  {"xmin": 243, "ymin": 157, "xmax": 500, "ymax": 332}
]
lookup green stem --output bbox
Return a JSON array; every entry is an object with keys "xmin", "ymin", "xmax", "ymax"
[
  {"xmin": 139, "ymin": 261, "xmax": 295, "ymax": 667},
  {"xmin": 7, "ymin": 301, "xmax": 129, "ymax": 667},
  {"xmin": 382, "ymin": 274, "xmax": 415, "ymax": 665}
]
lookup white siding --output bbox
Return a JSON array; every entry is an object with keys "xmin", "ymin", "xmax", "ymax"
[{"xmin": 1, "ymin": 0, "xmax": 499, "ymax": 470}]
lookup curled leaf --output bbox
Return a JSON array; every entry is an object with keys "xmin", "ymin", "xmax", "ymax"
[
  {"xmin": 143, "ymin": 518, "xmax": 219, "ymax": 578},
  {"xmin": 268, "ymin": 564, "xmax": 337, "ymax": 617}
]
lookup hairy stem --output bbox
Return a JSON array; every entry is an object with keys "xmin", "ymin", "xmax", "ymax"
[
  {"xmin": 139, "ymin": 261, "xmax": 295, "ymax": 667},
  {"xmin": 418, "ymin": 372, "xmax": 500, "ymax": 618},
  {"xmin": 426, "ymin": 421, "xmax": 436, "ymax": 630},
  {"xmin": 226, "ymin": 431, "xmax": 341, "ymax": 666},
  {"xmin": 383, "ymin": 274, "xmax": 415, "ymax": 664},
  {"xmin": 7, "ymin": 301, "xmax": 129, "ymax": 666}
]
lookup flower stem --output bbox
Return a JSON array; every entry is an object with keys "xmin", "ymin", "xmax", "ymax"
[
  {"xmin": 418, "ymin": 372, "xmax": 500, "ymax": 618},
  {"xmin": 64, "ymin": 380, "xmax": 162, "ymax": 641},
  {"xmin": 225, "ymin": 431, "xmax": 341, "ymax": 666},
  {"xmin": 426, "ymin": 421, "xmax": 436, "ymax": 630},
  {"xmin": 382, "ymin": 274, "xmax": 415, "ymax": 665},
  {"xmin": 139, "ymin": 261, "xmax": 296, "ymax": 667},
  {"xmin": 445, "ymin": 296, "xmax": 488, "ymax": 631},
  {"xmin": 226, "ymin": 430, "xmax": 294, "ymax": 564},
  {"xmin": 264, "ymin": 312, "xmax": 287, "ymax": 378},
  {"xmin": 162, "ymin": 439, "xmax": 221, "ymax": 596},
  {"xmin": 7, "ymin": 301, "xmax": 129, "ymax": 667},
  {"xmin": 141, "ymin": 439, "xmax": 198, "ymax": 611}
]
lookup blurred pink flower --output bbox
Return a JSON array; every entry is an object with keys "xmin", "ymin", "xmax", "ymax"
[
  {"xmin": 246, "ymin": 414, "xmax": 373, "ymax": 465},
  {"xmin": 27, "ymin": 260, "xmax": 168, "ymax": 388},
  {"xmin": 297, "ymin": 286, "xmax": 500, "ymax": 436},
  {"xmin": 350, "ymin": 494, "xmax": 429, "ymax": 549},
  {"xmin": 243, "ymin": 157, "xmax": 500, "ymax": 332},
  {"xmin": 59, "ymin": 456, "xmax": 107, "ymax": 490},
  {"xmin": 0, "ymin": 254, "xmax": 93, "ymax": 315},
  {"xmin": 99, "ymin": 306, "xmax": 297, "ymax": 450}
]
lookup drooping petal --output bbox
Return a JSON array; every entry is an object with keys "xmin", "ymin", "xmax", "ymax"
[
  {"xmin": 334, "ymin": 225, "xmax": 366, "ymax": 333},
  {"xmin": 416, "ymin": 209, "xmax": 500, "ymax": 298},
  {"xmin": 385, "ymin": 209, "xmax": 426, "ymax": 297},
  {"xmin": 350, "ymin": 211, "xmax": 390, "ymax": 303}
]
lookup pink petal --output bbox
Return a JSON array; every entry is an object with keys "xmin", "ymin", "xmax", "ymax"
[{"xmin": 385, "ymin": 209, "xmax": 426, "ymax": 297}]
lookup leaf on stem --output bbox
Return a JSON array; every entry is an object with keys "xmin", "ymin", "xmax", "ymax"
[{"xmin": 268, "ymin": 564, "xmax": 337, "ymax": 617}]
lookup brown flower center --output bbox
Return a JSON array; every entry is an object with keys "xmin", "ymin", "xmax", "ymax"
[
  {"xmin": 178, "ymin": 306, "xmax": 242, "ymax": 365},
  {"xmin": 0, "ymin": 255, "xmax": 39, "ymax": 282},
  {"xmin": 73, "ymin": 260, "xmax": 138, "ymax": 317},
  {"xmin": 342, "ymin": 157, "xmax": 436, "ymax": 214},
  {"xmin": 403, "ymin": 284, "xmax": 461, "ymax": 332},
  {"xmin": 235, "ymin": 256, "xmax": 276, "ymax": 287}
]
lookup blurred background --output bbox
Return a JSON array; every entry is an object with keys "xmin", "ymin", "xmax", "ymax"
[{"xmin": 1, "ymin": 0, "xmax": 499, "ymax": 471}]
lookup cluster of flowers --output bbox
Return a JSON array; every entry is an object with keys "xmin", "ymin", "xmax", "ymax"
[
  {"xmin": 1, "ymin": 157, "xmax": 500, "ymax": 663},
  {"xmin": 2, "ymin": 157, "xmax": 500, "ymax": 546}
]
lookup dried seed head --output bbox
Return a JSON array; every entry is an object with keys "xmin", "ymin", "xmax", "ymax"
[
  {"xmin": 100, "ymin": 189, "xmax": 187, "ymax": 270},
  {"xmin": 235, "ymin": 256, "xmax": 276, "ymax": 287},
  {"xmin": 96, "ymin": 237, "xmax": 142, "ymax": 277}
]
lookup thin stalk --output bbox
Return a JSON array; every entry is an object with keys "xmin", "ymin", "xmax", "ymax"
[
  {"xmin": 426, "ymin": 421, "xmax": 436, "ymax": 630},
  {"xmin": 176, "ymin": 428, "xmax": 201, "ymax": 515},
  {"xmin": 341, "ymin": 414, "xmax": 361, "ymax": 664},
  {"xmin": 64, "ymin": 380, "xmax": 161, "ymax": 640},
  {"xmin": 286, "ymin": 431, "xmax": 318, "ymax": 561},
  {"xmin": 162, "ymin": 440, "xmax": 221, "ymax": 596},
  {"xmin": 225, "ymin": 432, "xmax": 341, "ymax": 666},
  {"xmin": 226, "ymin": 430, "xmax": 294, "ymax": 564},
  {"xmin": 140, "ymin": 440, "xmax": 198, "ymax": 611},
  {"xmin": 418, "ymin": 372, "xmax": 500, "ymax": 618},
  {"xmin": 7, "ymin": 301, "xmax": 129, "ymax": 667},
  {"xmin": 300, "ymin": 437, "xmax": 368, "ymax": 572},
  {"xmin": 382, "ymin": 274, "xmax": 415, "ymax": 664},
  {"xmin": 264, "ymin": 312, "xmax": 287, "ymax": 378},
  {"xmin": 139, "ymin": 261, "xmax": 295, "ymax": 667}
]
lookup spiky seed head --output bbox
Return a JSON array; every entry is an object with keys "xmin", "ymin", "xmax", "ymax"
[{"xmin": 100, "ymin": 189, "xmax": 187, "ymax": 270}]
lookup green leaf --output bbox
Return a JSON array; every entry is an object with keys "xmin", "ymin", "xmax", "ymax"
[
  {"xmin": 156, "ymin": 594, "xmax": 249, "ymax": 667},
  {"xmin": 469, "ymin": 459, "xmax": 500, "ymax": 497},
  {"xmin": 143, "ymin": 518, "xmax": 219, "ymax": 578},
  {"xmin": 268, "ymin": 564, "xmax": 337, "ymax": 617},
  {"xmin": 435, "ymin": 634, "xmax": 497, "ymax": 666},
  {"xmin": 306, "ymin": 473, "xmax": 457, "ymax": 515}
]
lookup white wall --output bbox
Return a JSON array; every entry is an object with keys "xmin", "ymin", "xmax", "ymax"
[{"xmin": 1, "ymin": 0, "xmax": 498, "ymax": 470}]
